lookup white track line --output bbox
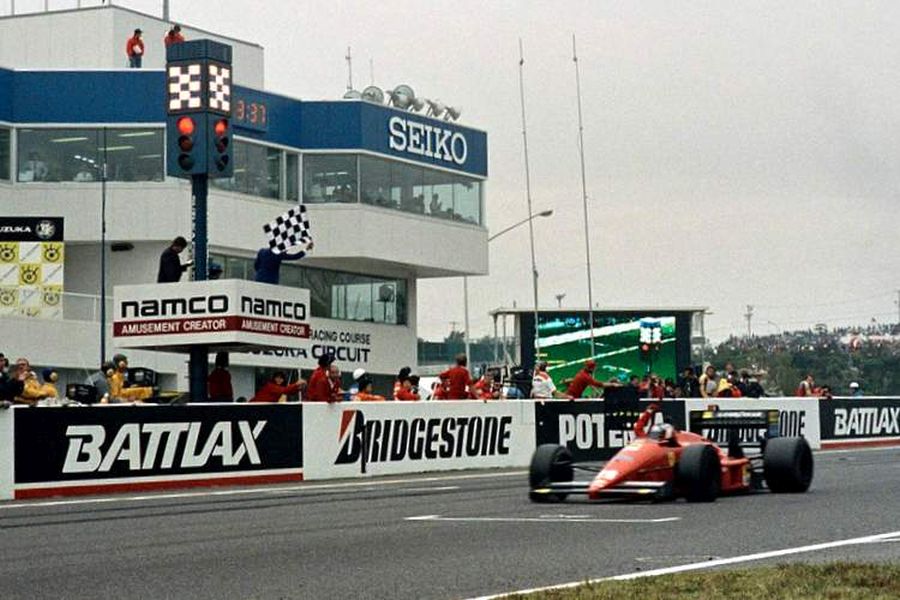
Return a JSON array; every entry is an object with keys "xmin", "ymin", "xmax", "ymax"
[
  {"xmin": 467, "ymin": 529, "xmax": 900, "ymax": 600},
  {"xmin": 0, "ymin": 471, "xmax": 523, "ymax": 510},
  {"xmin": 406, "ymin": 515, "xmax": 679, "ymax": 524}
]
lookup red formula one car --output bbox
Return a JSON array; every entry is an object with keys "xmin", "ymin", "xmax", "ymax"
[{"xmin": 529, "ymin": 407, "xmax": 813, "ymax": 503}]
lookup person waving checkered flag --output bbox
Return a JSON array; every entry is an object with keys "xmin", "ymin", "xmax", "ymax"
[{"xmin": 264, "ymin": 205, "xmax": 313, "ymax": 255}]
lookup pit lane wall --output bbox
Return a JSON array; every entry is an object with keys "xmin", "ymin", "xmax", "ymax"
[{"xmin": 1, "ymin": 397, "xmax": 899, "ymax": 500}]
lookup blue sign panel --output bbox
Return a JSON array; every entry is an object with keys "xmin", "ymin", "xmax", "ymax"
[
  {"xmin": 300, "ymin": 101, "xmax": 487, "ymax": 178},
  {"xmin": 0, "ymin": 70, "xmax": 487, "ymax": 177}
]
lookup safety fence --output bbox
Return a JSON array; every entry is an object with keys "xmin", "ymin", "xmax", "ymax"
[{"xmin": 1, "ymin": 396, "xmax": 899, "ymax": 500}]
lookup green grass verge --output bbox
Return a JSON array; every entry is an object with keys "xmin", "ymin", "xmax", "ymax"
[{"xmin": 505, "ymin": 562, "xmax": 900, "ymax": 600}]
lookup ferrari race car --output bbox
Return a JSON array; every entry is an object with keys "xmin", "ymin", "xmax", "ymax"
[{"xmin": 529, "ymin": 408, "xmax": 813, "ymax": 503}]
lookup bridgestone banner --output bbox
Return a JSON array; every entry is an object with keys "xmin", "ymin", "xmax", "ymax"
[
  {"xmin": 819, "ymin": 398, "xmax": 900, "ymax": 445},
  {"xmin": 302, "ymin": 401, "xmax": 535, "ymax": 478},
  {"xmin": 534, "ymin": 399, "xmax": 686, "ymax": 461},
  {"xmin": 13, "ymin": 405, "xmax": 303, "ymax": 496}
]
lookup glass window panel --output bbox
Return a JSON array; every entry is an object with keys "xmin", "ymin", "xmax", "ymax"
[
  {"xmin": 211, "ymin": 141, "xmax": 281, "ymax": 199},
  {"xmin": 17, "ymin": 128, "xmax": 100, "ymax": 182},
  {"xmin": 359, "ymin": 155, "xmax": 394, "ymax": 208},
  {"xmin": 302, "ymin": 154, "xmax": 357, "ymax": 203},
  {"xmin": 453, "ymin": 177, "xmax": 481, "ymax": 224},
  {"xmin": 344, "ymin": 280, "xmax": 373, "ymax": 322},
  {"xmin": 207, "ymin": 252, "xmax": 408, "ymax": 325},
  {"xmin": 394, "ymin": 162, "xmax": 426, "ymax": 214},
  {"xmin": 104, "ymin": 128, "xmax": 163, "ymax": 182},
  {"xmin": 286, "ymin": 152, "xmax": 299, "ymax": 202},
  {"xmin": 0, "ymin": 128, "xmax": 10, "ymax": 181},
  {"xmin": 423, "ymin": 168, "xmax": 454, "ymax": 219}
]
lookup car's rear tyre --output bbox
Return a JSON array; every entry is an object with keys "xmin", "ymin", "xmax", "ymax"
[
  {"xmin": 528, "ymin": 444, "xmax": 573, "ymax": 503},
  {"xmin": 676, "ymin": 444, "xmax": 720, "ymax": 502},
  {"xmin": 764, "ymin": 437, "xmax": 813, "ymax": 493}
]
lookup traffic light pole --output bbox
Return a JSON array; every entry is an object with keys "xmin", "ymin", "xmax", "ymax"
[{"xmin": 188, "ymin": 174, "xmax": 209, "ymax": 402}]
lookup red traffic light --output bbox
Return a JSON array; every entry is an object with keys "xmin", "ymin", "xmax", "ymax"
[
  {"xmin": 214, "ymin": 118, "xmax": 228, "ymax": 137},
  {"xmin": 177, "ymin": 116, "xmax": 196, "ymax": 136}
]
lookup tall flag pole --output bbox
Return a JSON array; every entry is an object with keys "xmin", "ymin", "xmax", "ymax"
[
  {"xmin": 573, "ymin": 34, "xmax": 597, "ymax": 358},
  {"xmin": 518, "ymin": 39, "xmax": 541, "ymax": 365}
]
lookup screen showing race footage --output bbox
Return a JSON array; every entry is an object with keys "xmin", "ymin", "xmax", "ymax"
[{"xmin": 537, "ymin": 313, "xmax": 677, "ymax": 393}]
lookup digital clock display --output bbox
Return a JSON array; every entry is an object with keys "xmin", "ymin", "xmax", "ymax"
[{"xmin": 234, "ymin": 99, "xmax": 268, "ymax": 131}]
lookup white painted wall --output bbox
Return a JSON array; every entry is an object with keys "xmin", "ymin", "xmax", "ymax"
[
  {"xmin": 0, "ymin": 183, "xmax": 487, "ymax": 277},
  {"xmin": 0, "ymin": 6, "xmax": 265, "ymax": 88}
]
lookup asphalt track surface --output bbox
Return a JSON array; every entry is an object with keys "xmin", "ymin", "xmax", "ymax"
[{"xmin": 2, "ymin": 447, "xmax": 900, "ymax": 599}]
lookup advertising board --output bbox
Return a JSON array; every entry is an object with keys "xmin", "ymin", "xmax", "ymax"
[
  {"xmin": 113, "ymin": 279, "xmax": 310, "ymax": 352},
  {"xmin": 819, "ymin": 398, "xmax": 900, "ymax": 448},
  {"xmin": 302, "ymin": 401, "xmax": 535, "ymax": 479},
  {"xmin": 13, "ymin": 404, "xmax": 302, "ymax": 498},
  {"xmin": 684, "ymin": 398, "xmax": 821, "ymax": 448}
]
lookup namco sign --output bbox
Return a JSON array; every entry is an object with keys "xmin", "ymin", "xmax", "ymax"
[
  {"xmin": 388, "ymin": 116, "xmax": 468, "ymax": 166},
  {"xmin": 113, "ymin": 279, "xmax": 311, "ymax": 350}
]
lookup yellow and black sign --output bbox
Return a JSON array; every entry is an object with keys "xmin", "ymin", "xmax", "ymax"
[{"xmin": 0, "ymin": 217, "xmax": 65, "ymax": 319}]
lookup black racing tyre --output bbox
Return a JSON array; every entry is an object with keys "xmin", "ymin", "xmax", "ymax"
[
  {"xmin": 676, "ymin": 444, "xmax": 720, "ymax": 502},
  {"xmin": 528, "ymin": 444, "xmax": 573, "ymax": 503},
  {"xmin": 764, "ymin": 437, "xmax": 814, "ymax": 493}
]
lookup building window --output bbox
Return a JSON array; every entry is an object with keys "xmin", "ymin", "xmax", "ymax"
[
  {"xmin": 0, "ymin": 128, "xmax": 10, "ymax": 181},
  {"xmin": 286, "ymin": 152, "xmax": 299, "ymax": 201},
  {"xmin": 359, "ymin": 154, "xmax": 481, "ymax": 224},
  {"xmin": 16, "ymin": 128, "xmax": 163, "ymax": 183},
  {"xmin": 210, "ymin": 252, "xmax": 408, "ymax": 325},
  {"xmin": 211, "ymin": 140, "xmax": 281, "ymax": 199},
  {"xmin": 303, "ymin": 154, "xmax": 357, "ymax": 203}
]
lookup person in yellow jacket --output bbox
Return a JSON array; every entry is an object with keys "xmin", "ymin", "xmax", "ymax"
[
  {"xmin": 13, "ymin": 358, "xmax": 49, "ymax": 405},
  {"xmin": 106, "ymin": 354, "xmax": 153, "ymax": 403},
  {"xmin": 39, "ymin": 368, "xmax": 60, "ymax": 400}
]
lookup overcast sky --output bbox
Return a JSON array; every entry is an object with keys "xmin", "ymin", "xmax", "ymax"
[{"xmin": 19, "ymin": 0, "xmax": 900, "ymax": 342}]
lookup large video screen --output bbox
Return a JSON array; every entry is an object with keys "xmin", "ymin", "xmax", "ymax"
[{"xmin": 537, "ymin": 313, "xmax": 678, "ymax": 391}]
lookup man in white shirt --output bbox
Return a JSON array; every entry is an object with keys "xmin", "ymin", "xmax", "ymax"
[{"xmin": 531, "ymin": 360, "xmax": 571, "ymax": 400}]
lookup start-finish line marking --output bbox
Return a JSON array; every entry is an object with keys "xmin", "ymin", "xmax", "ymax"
[
  {"xmin": 466, "ymin": 529, "xmax": 900, "ymax": 600},
  {"xmin": 405, "ymin": 514, "xmax": 680, "ymax": 524}
]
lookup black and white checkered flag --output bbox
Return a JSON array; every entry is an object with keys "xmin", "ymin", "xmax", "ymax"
[{"xmin": 264, "ymin": 205, "xmax": 312, "ymax": 254}]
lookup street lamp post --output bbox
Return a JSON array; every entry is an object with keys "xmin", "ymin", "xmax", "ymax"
[{"xmin": 463, "ymin": 208, "xmax": 553, "ymax": 367}]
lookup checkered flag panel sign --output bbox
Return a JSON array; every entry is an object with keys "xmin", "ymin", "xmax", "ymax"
[
  {"xmin": 208, "ymin": 64, "xmax": 232, "ymax": 113},
  {"xmin": 264, "ymin": 205, "xmax": 312, "ymax": 254},
  {"xmin": 167, "ymin": 64, "xmax": 203, "ymax": 112}
]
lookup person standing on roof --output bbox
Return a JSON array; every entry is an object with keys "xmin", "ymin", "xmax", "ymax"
[
  {"xmin": 306, "ymin": 354, "xmax": 337, "ymax": 402},
  {"xmin": 164, "ymin": 25, "xmax": 185, "ymax": 47},
  {"xmin": 126, "ymin": 28, "xmax": 144, "ymax": 68}
]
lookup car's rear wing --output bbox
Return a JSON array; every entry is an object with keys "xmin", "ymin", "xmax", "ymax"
[{"xmin": 688, "ymin": 408, "xmax": 781, "ymax": 448}]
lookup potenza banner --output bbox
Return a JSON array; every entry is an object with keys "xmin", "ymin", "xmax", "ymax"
[
  {"xmin": 0, "ymin": 217, "xmax": 64, "ymax": 319},
  {"xmin": 819, "ymin": 398, "xmax": 900, "ymax": 445},
  {"xmin": 13, "ymin": 405, "xmax": 302, "ymax": 493},
  {"xmin": 683, "ymin": 398, "xmax": 821, "ymax": 449},
  {"xmin": 113, "ymin": 279, "xmax": 311, "ymax": 351},
  {"xmin": 302, "ymin": 401, "xmax": 535, "ymax": 479},
  {"xmin": 535, "ymin": 399, "xmax": 686, "ymax": 461}
]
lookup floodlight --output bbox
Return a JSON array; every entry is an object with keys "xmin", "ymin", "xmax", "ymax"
[
  {"xmin": 343, "ymin": 89, "xmax": 362, "ymax": 99},
  {"xmin": 361, "ymin": 85, "xmax": 385, "ymax": 104},
  {"xmin": 409, "ymin": 97, "xmax": 425, "ymax": 112},
  {"xmin": 443, "ymin": 105, "xmax": 461, "ymax": 121},
  {"xmin": 425, "ymin": 99, "xmax": 445, "ymax": 118},
  {"xmin": 388, "ymin": 84, "xmax": 416, "ymax": 109}
]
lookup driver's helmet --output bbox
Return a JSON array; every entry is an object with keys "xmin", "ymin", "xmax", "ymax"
[{"xmin": 648, "ymin": 423, "xmax": 675, "ymax": 441}]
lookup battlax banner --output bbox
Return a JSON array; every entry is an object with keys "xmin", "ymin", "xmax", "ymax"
[
  {"xmin": 14, "ymin": 405, "xmax": 302, "ymax": 492},
  {"xmin": 0, "ymin": 217, "xmax": 64, "ymax": 319}
]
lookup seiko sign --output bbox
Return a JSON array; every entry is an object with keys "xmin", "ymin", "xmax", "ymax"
[{"xmin": 388, "ymin": 116, "xmax": 468, "ymax": 165}]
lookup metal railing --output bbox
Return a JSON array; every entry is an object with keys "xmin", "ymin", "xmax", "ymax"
[{"xmin": 0, "ymin": 291, "xmax": 112, "ymax": 323}]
